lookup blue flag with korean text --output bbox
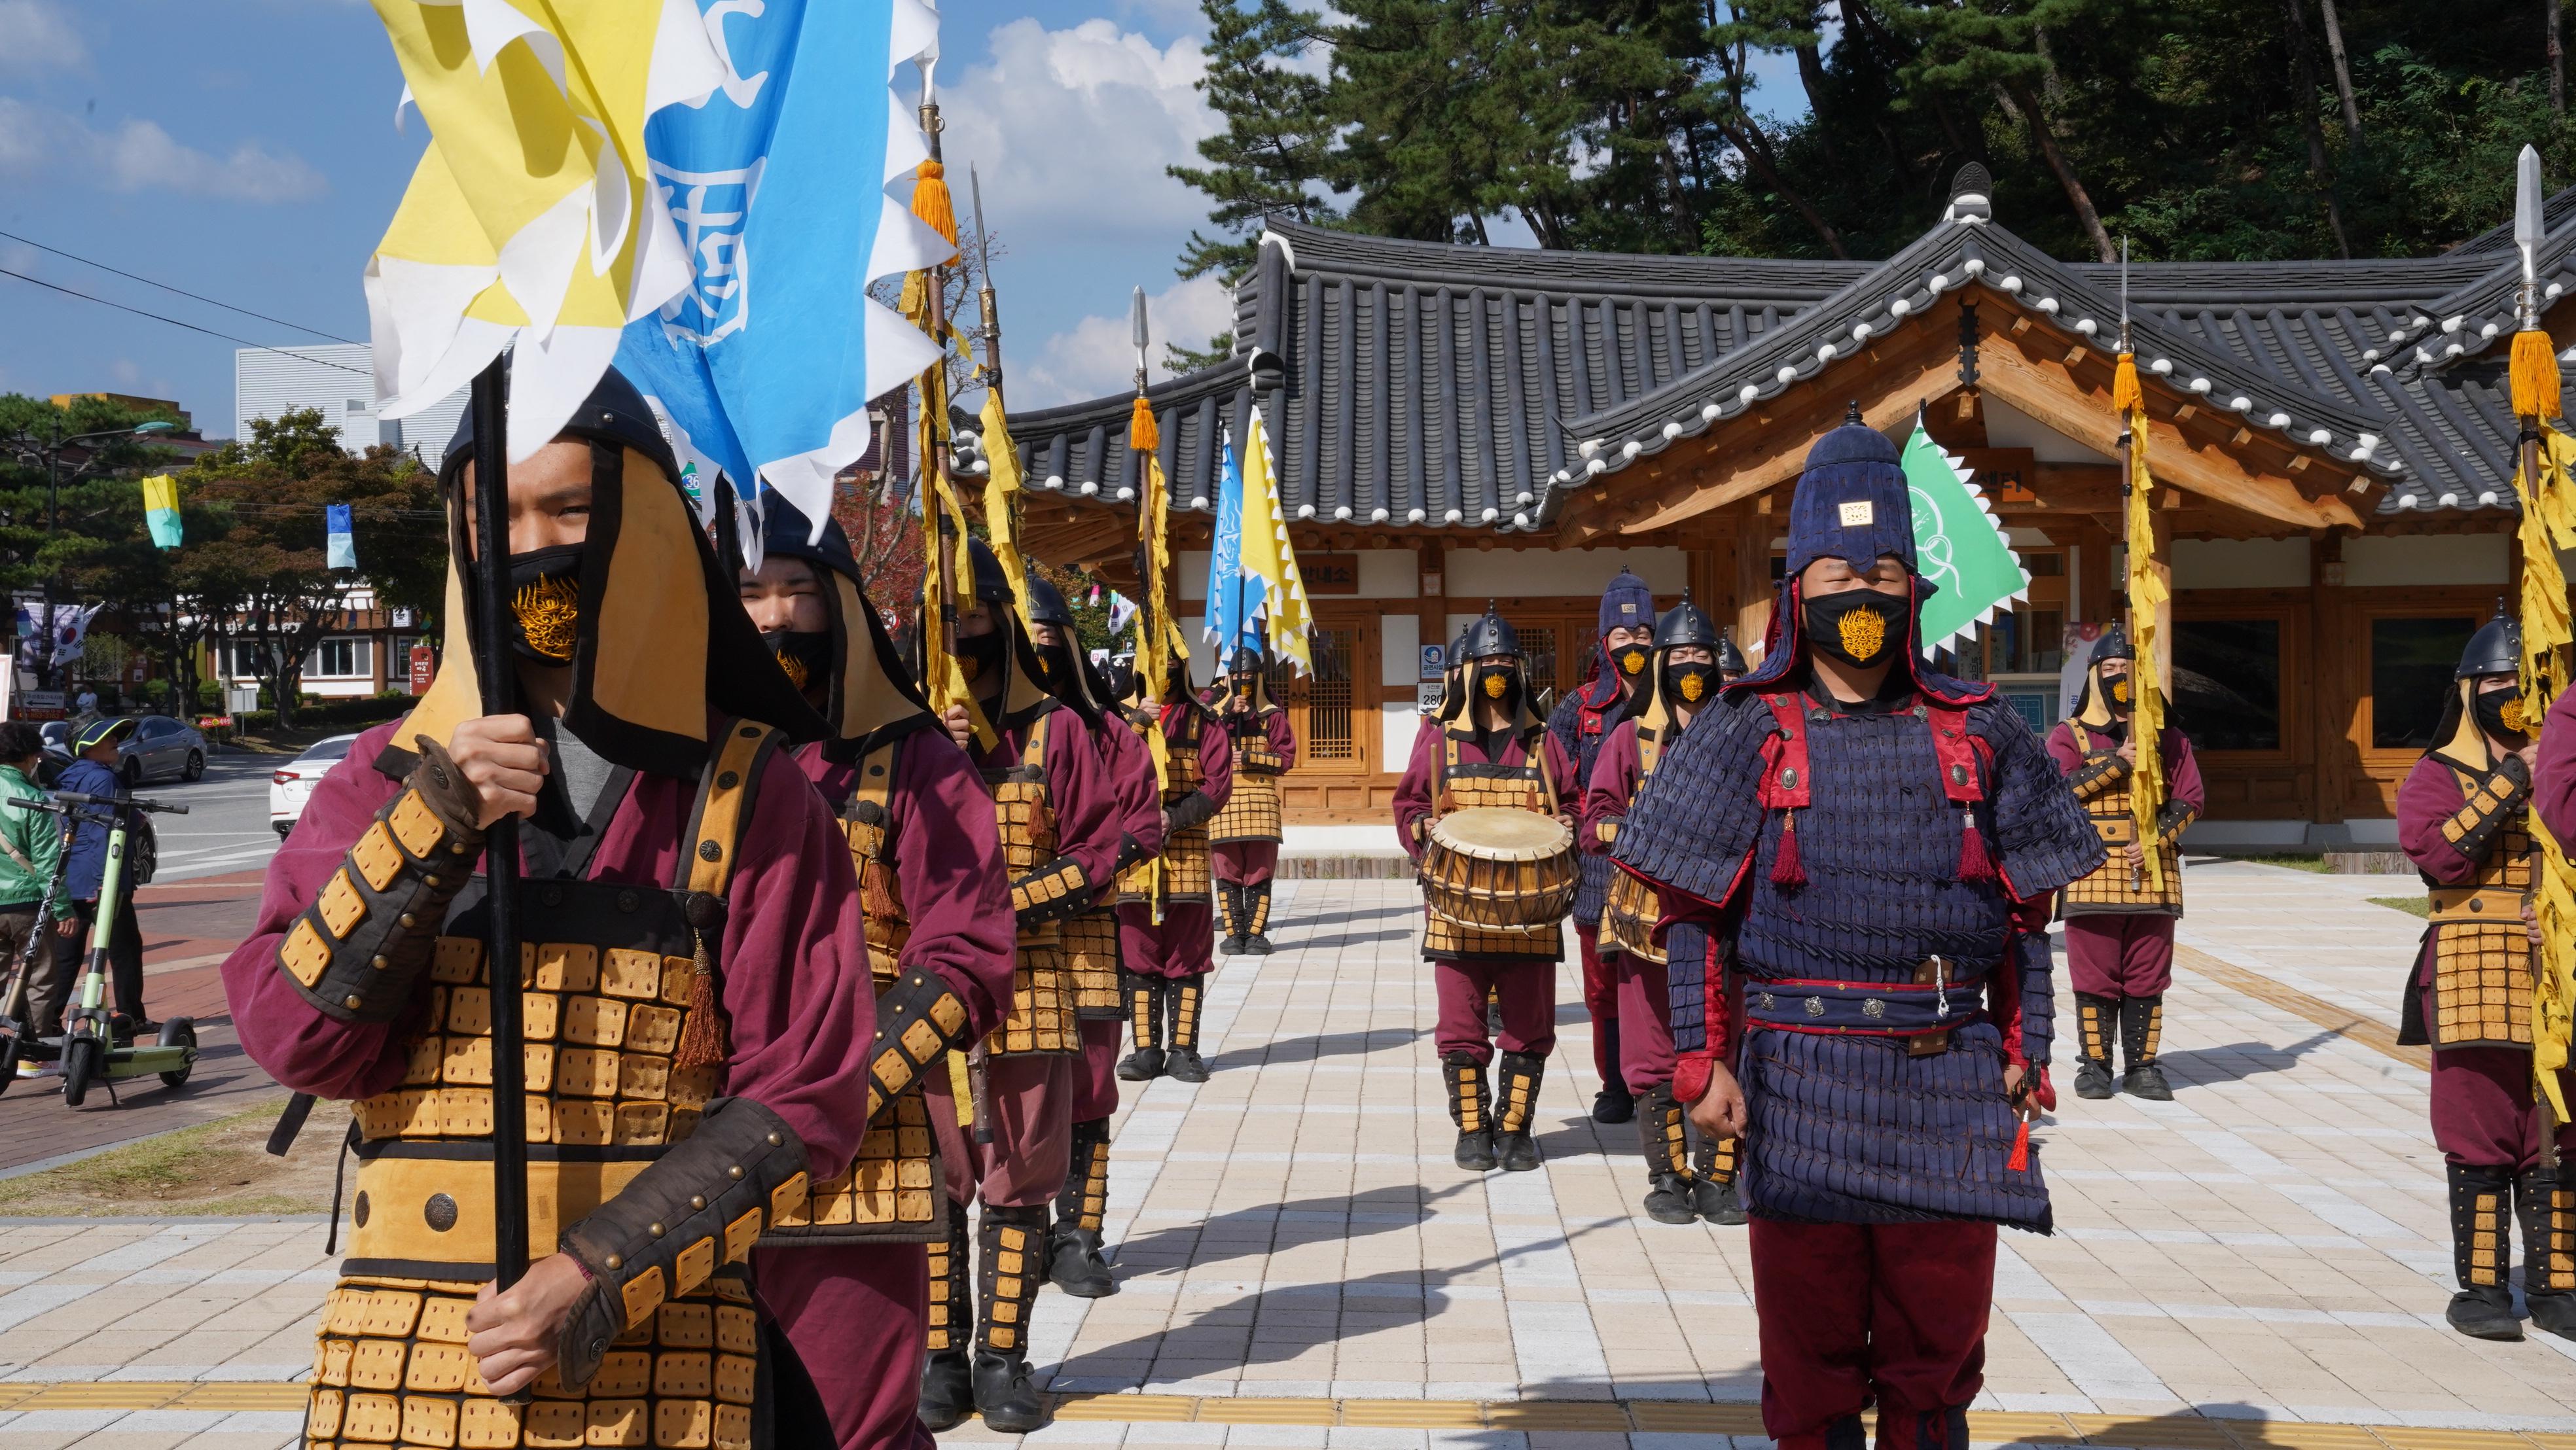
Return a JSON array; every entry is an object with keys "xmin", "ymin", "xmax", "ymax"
[
  {"xmin": 613, "ymin": 0, "xmax": 946, "ymax": 556},
  {"xmin": 325, "ymin": 504, "xmax": 357, "ymax": 572},
  {"xmin": 1200, "ymin": 427, "xmax": 1267, "ymax": 658}
]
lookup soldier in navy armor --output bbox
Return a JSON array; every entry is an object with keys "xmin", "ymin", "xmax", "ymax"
[
  {"xmin": 1583, "ymin": 593, "xmax": 1745, "ymax": 1228},
  {"xmin": 1113, "ymin": 656, "xmax": 1235, "ymax": 1084},
  {"xmin": 222, "ymin": 367, "xmax": 882, "ymax": 1449},
  {"xmin": 1549, "ymin": 569, "xmax": 1657, "ymax": 1124},
  {"xmin": 914, "ymin": 540, "xmax": 1124, "ymax": 1431},
  {"xmin": 1211, "ymin": 646, "xmax": 1297, "ymax": 955},
  {"xmin": 2401, "ymin": 609, "xmax": 2574, "ymax": 1341},
  {"xmin": 738, "ymin": 491, "xmax": 1017, "ymax": 1448},
  {"xmin": 1395, "ymin": 606, "xmax": 1580, "ymax": 1173},
  {"xmin": 1614, "ymin": 412, "xmax": 2102, "ymax": 1450},
  {"xmin": 2046, "ymin": 622, "xmax": 2204, "ymax": 1101}
]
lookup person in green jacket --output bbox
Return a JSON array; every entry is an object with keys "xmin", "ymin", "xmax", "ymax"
[{"xmin": 0, "ymin": 722, "xmax": 75, "ymax": 1036}]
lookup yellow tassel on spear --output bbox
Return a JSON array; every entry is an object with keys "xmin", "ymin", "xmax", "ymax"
[{"xmin": 2111, "ymin": 241, "xmax": 2171, "ymax": 894}]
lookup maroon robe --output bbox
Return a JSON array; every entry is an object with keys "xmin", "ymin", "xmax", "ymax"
[
  {"xmin": 2043, "ymin": 720, "xmax": 2206, "ymax": 998},
  {"xmin": 1582, "ymin": 716, "xmax": 1675, "ymax": 1093},
  {"xmin": 1082, "ymin": 714, "xmax": 1163, "ymax": 1119},
  {"xmin": 755, "ymin": 730, "xmax": 1012, "ymax": 1450},
  {"xmin": 926, "ymin": 703, "xmax": 1122, "ymax": 1208},
  {"xmin": 1117, "ymin": 708, "xmax": 1235, "ymax": 981},
  {"xmin": 223, "ymin": 714, "xmax": 879, "ymax": 1438},
  {"xmin": 1212, "ymin": 705, "xmax": 1297, "ymax": 884},
  {"xmin": 1393, "ymin": 716, "xmax": 1578, "ymax": 1063},
  {"xmin": 2397, "ymin": 753, "xmax": 2575, "ymax": 1169}
]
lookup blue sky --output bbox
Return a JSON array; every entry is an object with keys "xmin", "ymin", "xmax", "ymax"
[{"xmin": 0, "ymin": 0, "xmax": 1807, "ymax": 433}]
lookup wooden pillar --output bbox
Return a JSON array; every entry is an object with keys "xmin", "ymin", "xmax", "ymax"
[
  {"xmin": 1733, "ymin": 497, "xmax": 1775, "ymax": 662},
  {"xmin": 2309, "ymin": 529, "xmax": 2350, "ymax": 826}
]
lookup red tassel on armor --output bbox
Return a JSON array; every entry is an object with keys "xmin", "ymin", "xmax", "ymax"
[
  {"xmin": 1771, "ymin": 809, "xmax": 1806, "ymax": 888},
  {"xmin": 674, "ymin": 942, "xmax": 729, "ymax": 1070},
  {"xmin": 2007, "ymin": 1118, "xmax": 2031, "ymax": 1173},
  {"xmin": 1956, "ymin": 807, "xmax": 1995, "ymax": 884}
]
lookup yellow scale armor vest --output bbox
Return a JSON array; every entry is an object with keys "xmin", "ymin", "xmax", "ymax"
[
  {"xmin": 1209, "ymin": 710, "xmax": 1284, "ymax": 846},
  {"xmin": 318, "ymin": 721, "xmax": 790, "ymax": 1450},
  {"xmin": 760, "ymin": 734, "xmax": 946, "ymax": 1245},
  {"xmin": 1600, "ymin": 720, "xmax": 1668, "ymax": 966},
  {"xmin": 1117, "ymin": 707, "xmax": 1214, "ymax": 904},
  {"xmin": 2426, "ymin": 764, "xmax": 2537, "ymax": 1050},
  {"xmin": 2061, "ymin": 762, "xmax": 2183, "ymax": 915},
  {"xmin": 985, "ymin": 715, "xmax": 1077, "ymax": 1055},
  {"xmin": 1423, "ymin": 731, "xmax": 1561, "ymax": 961}
]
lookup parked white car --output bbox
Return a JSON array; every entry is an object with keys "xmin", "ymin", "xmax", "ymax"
[{"xmin": 270, "ymin": 733, "xmax": 361, "ymax": 838}]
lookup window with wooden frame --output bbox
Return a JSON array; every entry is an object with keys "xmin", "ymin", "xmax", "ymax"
[{"xmin": 2170, "ymin": 607, "xmax": 2299, "ymax": 756}]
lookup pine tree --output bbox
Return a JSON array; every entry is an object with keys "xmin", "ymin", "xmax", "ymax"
[{"xmin": 1169, "ymin": 0, "xmax": 1342, "ymax": 283}]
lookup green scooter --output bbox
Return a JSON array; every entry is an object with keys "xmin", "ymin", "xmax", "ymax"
[{"xmin": 20, "ymin": 790, "xmax": 195, "ymax": 1107}]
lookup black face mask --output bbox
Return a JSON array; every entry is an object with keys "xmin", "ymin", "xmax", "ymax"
[
  {"xmin": 1107, "ymin": 659, "xmax": 1137, "ymax": 702},
  {"xmin": 2474, "ymin": 686, "xmax": 2530, "ymax": 747},
  {"xmin": 1232, "ymin": 675, "xmax": 1258, "ymax": 700},
  {"xmin": 1478, "ymin": 666, "xmax": 1522, "ymax": 712},
  {"xmin": 492, "ymin": 544, "xmax": 586, "ymax": 665},
  {"xmin": 1802, "ymin": 589, "xmax": 1903, "ymax": 669},
  {"xmin": 1662, "ymin": 662, "xmax": 1719, "ymax": 709},
  {"xmin": 762, "ymin": 629, "xmax": 832, "ymax": 696},
  {"xmin": 957, "ymin": 628, "xmax": 1007, "ymax": 687},
  {"xmin": 2100, "ymin": 669, "xmax": 2134, "ymax": 715},
  {"xmin": 1613, "ymin": 644, "xmax": 1650, "ymax": 684}
]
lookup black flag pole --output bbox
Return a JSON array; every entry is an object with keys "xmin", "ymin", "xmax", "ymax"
[{"xmin": 466, "ymin": 356, "xmax": 532, "ymax": 1300}]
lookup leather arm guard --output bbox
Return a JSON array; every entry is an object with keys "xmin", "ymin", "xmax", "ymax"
[
  {"xmin": 276, "ymin": 735, "xmax": 484, "ymax": 1023},
  {"xmin": 2068, "ymin": 752, "xmax": 2128, "ymax": 801},
  {"xmin": 1593, "ymin": 817, "xmax": 1621, "ymax": 847},
  {"xmin": 1113, "ymin": 832, "xmax": 1153, "ymax": 874},
  {"xmin": 1165, "ymin": 790, "xmax": 1220, "ymax": 834},
  {"xmin": 1011, "ymin": 854, "xmax": 1096, "ymax": 926},
  {"xmin": 1240, "ymin": 742, "xmax": 1285, "ymax": 776},
  {"xmin": 554, "ymin": 1096, "xmax": 810, "ymax": 1388},
  {"xmin": 2442, "ymin": 756, "xmax": 2531, "ymax": 863},
  {"xmin": 865, "ymin": 968, "xmax": 976, "ymax": 1118},
  {"xmin": 2153, "ymin": 800, "xmax": 2199, "ymax": 847}
]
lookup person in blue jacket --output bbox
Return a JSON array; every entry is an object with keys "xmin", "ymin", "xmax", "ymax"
[{"xmin": 58, "ymin": 718, "xmax": 147, "ymax": 1031}]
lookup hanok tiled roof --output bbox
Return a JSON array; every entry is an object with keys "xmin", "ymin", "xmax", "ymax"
[{"xmin": 1010, "ymin": 184, "xmax": 2576, "ymax": 529}]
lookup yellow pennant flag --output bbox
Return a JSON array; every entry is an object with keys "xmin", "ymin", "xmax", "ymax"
[
  {"xmin": 979, "ymin": 388, "xmax": 1031, "ymax": 619},
  {"xmin": 1236, "ymin": 405, "xmax": 1312, "ymax": 675},
  {"xmin": 2517, "ymin": 425, "xmax": 2576, "ymax": 1120},
  {"xmin": 363, "ymin": 0, "xmax": 721, "ymax": 456},
  {"xmin": 2113, "ymin": 353, "xmax": 2170, "ymax": 893}
]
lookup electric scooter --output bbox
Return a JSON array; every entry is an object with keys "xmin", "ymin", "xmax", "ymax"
[
  {"xmin": 20, "ymin": 790, "xmax": 196, "ymax": 1107},
  {"xmin": 0, "ymin": 809, "xmax": 74, "ymax": 1092}
]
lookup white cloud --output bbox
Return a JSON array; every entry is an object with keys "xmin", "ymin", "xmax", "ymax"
[
  {"xmin": 0, "ymin": 0, "xmax": 85, "ymax": 75},
  {"xmin": 0, "ymin": 99, "xmax": 325, "ymax": 203},
  {"xmin": 109, "ymin": 359, "xmax": 141, "ymax": 387},
  {"xmin": 1018, "ymin": 271, "xmax": 1232, "ymax": 409},
  {"xmin": 940, "ymin": 18, "xmax": 1217, "ymax": 251}
]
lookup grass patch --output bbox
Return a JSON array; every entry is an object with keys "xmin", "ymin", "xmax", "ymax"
[
  {"xmin": 2215, "ymin": 852, "xmax": 2333, "ymax": 874},
  {"xmin": 0, "ymin": 1101, "xmax": 345, "ymax": 1217},
  {"xmin": 2369, "ymin": 895, "xmax": 2432, "ymax": 918}
]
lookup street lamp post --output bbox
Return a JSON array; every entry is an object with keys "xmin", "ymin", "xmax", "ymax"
[{"xmin": 9, "ymin": 419, "xmax": 175, "ymax": 692}]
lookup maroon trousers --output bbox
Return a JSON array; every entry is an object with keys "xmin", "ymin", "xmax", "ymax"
[
  {"xmin": 1576, "ymin": 924, "xmax": 1620, "ymax": 1085},
  {"xmin": 1118, "ymin": 900, "xmax": 1216, "ymax": 980},
  {"xmin": 2063, "ymin": 914, "xmax": 2175, "ymax": 997},
  {"xmin": 925, "ymin": 1050, "xmax": 1073, "ymax": 1209},
  {"xmin": 753, "ymin": 1245, "xmax": 933, "ymax": 1450},
  {"xmin": 2431, "ymin": 1044, "xmax": 2576, "ymax": 1169},
  {"xmin": 1211, "ymin": 841, "xmax": 1279, "ymax": 885},
  {"xmin": 1615, "ymin": 951, "xmax": 1677, "ymax": 1093},
  {"xmin": 1751, "ymin": 1218, "xmax": 1997, "ymax": 1450},
  {"xmin": 1432, "ymin": 958, "xmax": 1555, "ymax": 1065},
  {"xmin": 1076, "ymin": 1016, "xmax": 1122, "ymax": 1121}
]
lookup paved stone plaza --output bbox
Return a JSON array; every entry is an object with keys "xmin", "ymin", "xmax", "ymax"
[{"xmin": 0, "ymin": 862, "xmax": 2571, "ymax": 1448}]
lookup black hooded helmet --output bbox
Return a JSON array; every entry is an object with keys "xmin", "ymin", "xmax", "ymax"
[
  {"xmin": 2093, "ymin": 618, "xmax": 2136, "ymax": 665},
  {"xmin": 1229, "ymin": 645, "xmax": 1265, "ymax": 675},
  {"xmin": 1716, "ymin": 626, "xmax": 1748, "ymax": 677},
  {"xmin": 965, "ymin": 536, "xmax": 1013, "ymax": 607},
  {"xmin": 1461, "ymin": 602, "xmax": 1519, "ymax": 660},
  {"xmin": 1026, "ymin": 573, "xmax": 1076, "ymax": 629},
  {"xmin": 2458, "ymin": 601, "xmax": 2520, "ymax": 680},
  {"xmin": 1652, "ymin": 593, "xmax": 1720, "ymax": 652}
]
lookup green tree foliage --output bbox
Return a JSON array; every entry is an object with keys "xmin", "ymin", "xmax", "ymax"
[{"xmin": 1173, "ymin": 0, "xmax": 2576, "ymax": 281}]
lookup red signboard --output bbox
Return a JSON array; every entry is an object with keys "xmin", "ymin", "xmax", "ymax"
[{"xmin": 408, "ymin": 644, "xmax": 436, "ymax": 696}]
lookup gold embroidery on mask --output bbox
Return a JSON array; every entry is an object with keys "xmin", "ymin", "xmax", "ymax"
[
  {"xmin": 1620, "ymin": 650, "xmax": 1646, "ymax": 675},
  {"xmin": 959, "ymin": 655, "xmax": 984, "ymax": 683},
  {"xmin": 1679, "ymin": 671, "xmax": 1706, "ymax": 703},
  {"xmin": 2109, "ymin": 678, "xmax": 2130, "ymax": 705},
  {"xmin": 2502, "ymin": 698, "xmax": 2529, "ymax": 733},
  {"xmin": 511, "ymin": 574, "xmax": 580, "ymax": 663},
  {"xmin": 1836, "ymin": 606, "xmax": 1886, "ymax": 662},
  {"xmin": 1483, "ymin": 673, "xmax": 1508, "ymax": 699},
  {"xmin": 778, "ymin": 653, "xmax": 811, "ymax": 690}
]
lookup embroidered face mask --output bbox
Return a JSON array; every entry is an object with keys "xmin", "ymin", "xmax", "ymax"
[
  {"xmin": 763, "ymin": 629, "xmax": 831, "ymax": 694},
  {"xmin": 1617, "ymin": 647, "xmax": 1649, "ymax": 681},
  {"xmin": 1664, "ymin": 662, "xmax": 1717, "ymax": 706},
  {"xmin": 498, "ymin": 544, "xmax": 585, "ymax": 664},
  {"xmin": 957, "ymin": 629, "xmax": 1005, "ymax": 684},
  {"xmin": 1802, "ymin": 588, "xmax": 1899, "ymax": 668},
  {"xmin": 2475, "ymin": 686, "xmax": 2529, "ymax": 747}
]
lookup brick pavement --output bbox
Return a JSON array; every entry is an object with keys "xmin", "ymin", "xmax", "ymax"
[{"xmin": 0, "ymin": 862, "xmax": 2571, "ymax": 1448}]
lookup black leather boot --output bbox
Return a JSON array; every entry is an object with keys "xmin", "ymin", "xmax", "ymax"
[
  {"xmin": 1218, "ymin": 882, "xmax": 1248, "ymax": 956},
  {"xmin": 917, "ymin": 1199, "xmax": 975, "ymax": 1430},
  {"xmin": 1166, "ymin": 974, "xmax": 1209, "ymax": 1082},
  {"xmin": 1245, "ymin": 880, "xmax": 1275, "ymax": 954},
  {"xmin": 1444, "ymin": 1052, "xmax": 1494, "ymax": 1171},
  {"xmin": 1592, "ymin": 1019, "xmax": 1635, "ymax": 1123},
  {"xmin": 2448, "ymin": 1162, "xmax": 2524, "ymax": 1340},
  {"xmin": 2120, "ymin": 995, "xmax": 2172, "ymax": 1100},
  {"xmin": 1636, "ymin": 1084, "xmax": 1696, "ymax": 1225},
  {"xmin": 1492, "ymin": 1050, "xmax": 1545, "ymax": 1171},
  {"xmin": 2073, "ymin": 993, "xmax": 2118, "ymax": 1099},
  {"xmin": 973, "ymin": 1203, "xmax": 1051, "ymax": 1431},
  {"xmin": 2520, "ymin": 1165, "xmax": 2576, "ymax": 1339},
  {"xmin": 1692, "ymin": 1131, "xmax": 1749, "ymax": 1225},
  {"xmin": 1115, "ymin": 972, "xmax": 1164, "ymax": 1080},
  {"xmin": 1048, "ymin": 1117, "xmax": 1117, "ymax": 1298}
]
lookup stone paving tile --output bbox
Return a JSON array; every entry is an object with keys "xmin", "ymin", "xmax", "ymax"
[{"xmin": 4, "ymin": 864, "xmax": 2576, "ymax": 1447}]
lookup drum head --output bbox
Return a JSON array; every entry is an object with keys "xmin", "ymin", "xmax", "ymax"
[{"xmin": 1430, "ymin": 806, "xmax": 1571, "ymax": 861}]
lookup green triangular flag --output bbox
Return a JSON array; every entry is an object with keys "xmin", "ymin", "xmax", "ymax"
[{"xmin": 1903, "ymin": 423, "xmax": 2028, "ymax": 658}]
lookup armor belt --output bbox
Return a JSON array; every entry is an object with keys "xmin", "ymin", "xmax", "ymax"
[
  {"xmin": 345, "ymin": 1142, "xmax": 650, "ymax": 1280},
  {"xmin": 2429, "ymin": 886, "xmax": 2527, "ymax": 923},
  {"xmin": 1743, "ymin": 959, "xmax": 1995, "ymax": 1053}
]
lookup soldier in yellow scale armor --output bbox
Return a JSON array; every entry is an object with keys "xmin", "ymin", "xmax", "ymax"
[{"xmin": 1209, "ymin": 645, "xmax": 1297, "ymax": 956}]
